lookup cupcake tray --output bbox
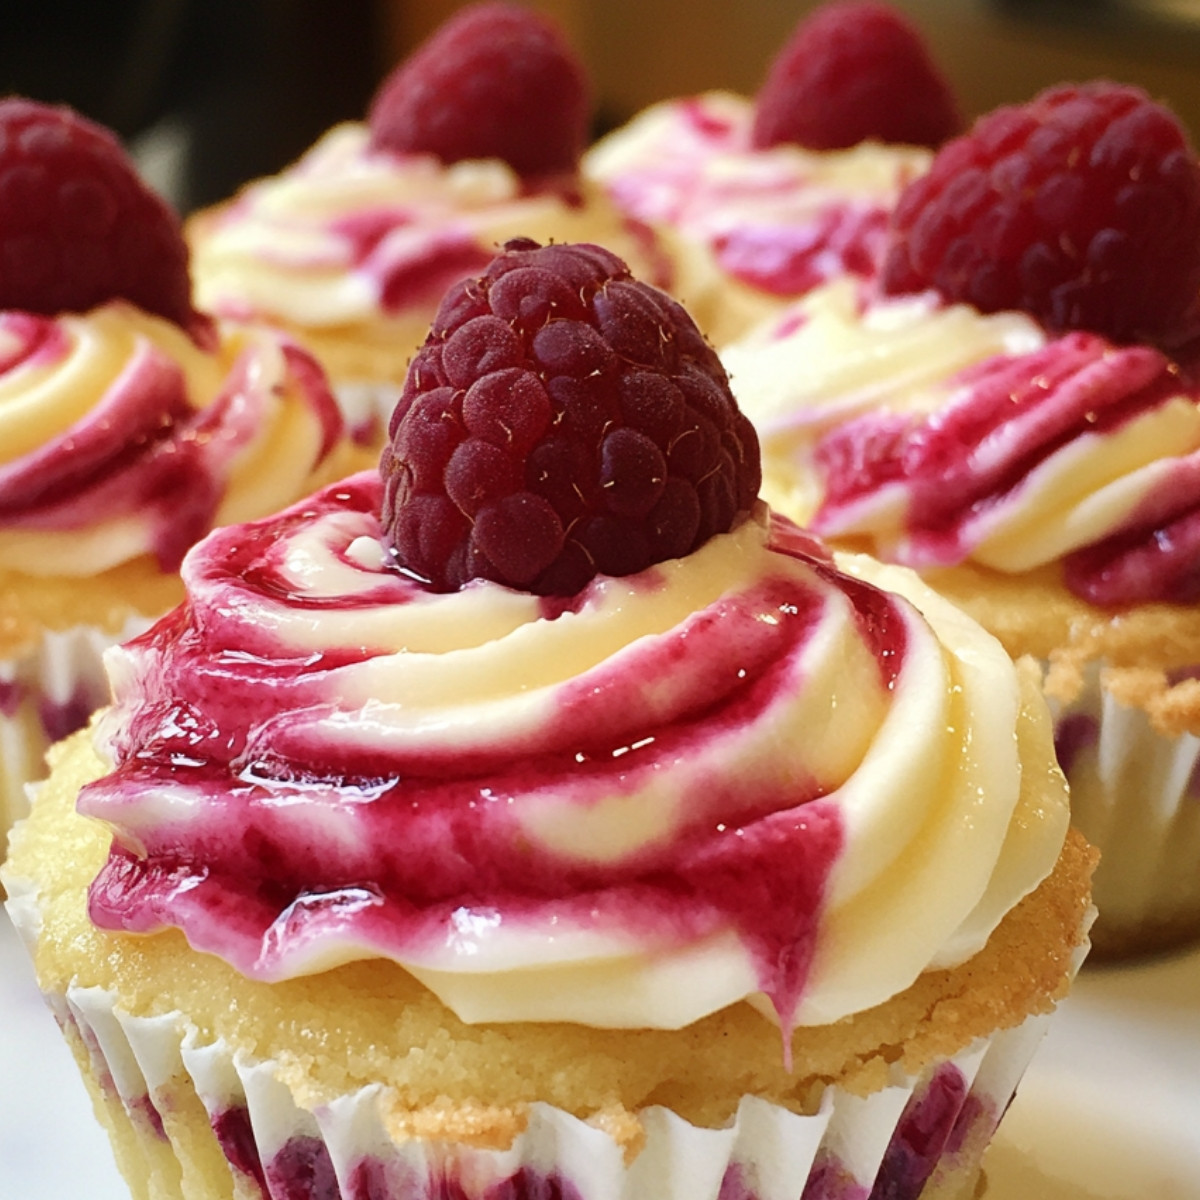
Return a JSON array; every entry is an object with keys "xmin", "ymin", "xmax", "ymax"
[{"xmin": 1, "ymin": 906, "xmax": 1197, "ymax": 1200}]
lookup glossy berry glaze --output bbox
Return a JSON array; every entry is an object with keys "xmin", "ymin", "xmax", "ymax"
[
  {"xmin": 75, "ymin": 466, "xmax": 1054, "ymax": 1035},
  {"xmin": 81, "ymin": 474, "xmax": 878, "ymax": 1028},
  {"xmin": 0, "ymin": 304, "xmax": 342, "ymax": 574},
  {"xmin": 328, "ymin": 209, "xmax": 496, "ymax": 317}
]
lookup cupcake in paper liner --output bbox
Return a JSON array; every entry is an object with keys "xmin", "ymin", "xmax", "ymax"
[
  {"xmin": 721, "ymin": 80, "xmax": 1200, "ymax": 958},
  {"xmin": 583, "ymin": 2, "xmax": 958, "ymax": 348},
  {"xmin": 0, "ymin": 99, "xmax": 364, "ymax": 851},
  {"xmin": 187, "ymin": 3, "xmax": 669, "ymax": 445},
  {"xmin": 4, "ymin": 240, "xmax": 1092, "ymax": 1200},
  {"xmin": 0, "ymin": 855, "xmax": 1092, "ymax": 1200}
]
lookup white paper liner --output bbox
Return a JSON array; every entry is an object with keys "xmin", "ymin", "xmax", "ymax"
[
  {"xmin": 1050, "ymin": 661, "xmax": 1200, "ymax": 956},
  {"xmin": 0, "ymin": 616, "xmax": 152, "ymax": 848},
  {"xmin": 21, "ymin": 976, "xmax": 1060, "ymax": 1200}
]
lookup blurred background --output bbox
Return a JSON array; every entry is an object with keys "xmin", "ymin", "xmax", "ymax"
[{"xmin": 3, "ymin": 0, "xmax": 1200, "ymax": 214}]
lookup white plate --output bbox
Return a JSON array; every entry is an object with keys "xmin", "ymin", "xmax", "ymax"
[
  {"xmin": 984, "ymin": 945, "xmax": 1200, "ymax": 1199},
  {"xmin": 1, "ymin": 907, "xmax": 1198, "ymax": 1199}
]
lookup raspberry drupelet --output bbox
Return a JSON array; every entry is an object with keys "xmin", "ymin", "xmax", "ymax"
[
  {"xmin": 880, "ymin": 81, "xmax": 1200, "ymax": 348},
  {"xmin": 0, "ymin": 98, "xmax": 195, "ymax": 328},
  {"xmin": 380, "ymin": 239, "xmax": 762, "ymax": 595}
]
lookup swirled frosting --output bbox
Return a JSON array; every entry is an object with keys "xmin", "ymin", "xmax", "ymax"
[
  {"xmin": 190, "ymin": 124, "xmax": 657, "ymax": 338},
  {"xmin": 80, "ymin": 471, "xmax": 1067, "ymax": 1033},
  {"xmin": 584, "ymin": 93, "xmax": 930, "ymax": 338},
  {"xmin": 723, "ymin": 279, "xmax": 1200, "ymax": 607},
  {"xmin": 0, "ymin": 302, "xmax": 342, "ymax": 576}
]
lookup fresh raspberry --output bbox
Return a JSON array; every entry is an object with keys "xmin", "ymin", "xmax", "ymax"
[
  {"xmin": 0, "ymin": 98, "xmax": 193, "ymax": 327},
  {"xmin": 380, "ymin": 239, "xmax": 761, "ymax": 595},
  {"xmin": 751, "ymin": 1, "xmax": 962, "ymax": 152},
  {"xmin": 880, "ymin": 82, "xmax": 1200, "ymax": 347},
  {"xmin": 367, "ymin": 2, "xmax": 591, "ymax": 179}
]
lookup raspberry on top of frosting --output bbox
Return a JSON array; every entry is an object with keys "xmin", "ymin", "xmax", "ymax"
[
  {"xmin": 0, "ymin": 98, "xmax": 346, "ymax": 577},
  {"xmin": 380, "ymin": 238, "xmax": 761, "ymax": 595},
  {"xmin": 752, "ymin": 1, "xmax": 962, "ymax": 153},
  {"xmin": 367, "ymin": 1, "xmax": 591, "ymax": 180},
  {"xmin": 0, "ymin": 98, "xmax": 196, "ymax": 330},
  {"xmin": 582, "ymin": 4, "xmax": 951, "ymax": 340},
  {"xmin": 79, "ymin": 239, "xmax": 1068, "ymax": 1041},
  {"xmin": 881, "ymin": 81, "xmax": 1200, "ymax": 349},
  {"xmin": 187, "ymin": 6, "xmax": 663, "ymax": 369},
  {"xmin": 726, "ymin": 81, "xmax": 1200, "ymax": 610}
]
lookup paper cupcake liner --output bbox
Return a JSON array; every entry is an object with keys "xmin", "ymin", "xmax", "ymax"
[
  {"xmin": 6, "ymin": 921, "xmax": 1073, "ymax": 1200},
  {"xmin": 1050, "ymin": 660, "xmax": 1200, "ymax": 959},
  {"xmin": 0, "ymin": 617, "xmax": 151, "ymax": 847}
]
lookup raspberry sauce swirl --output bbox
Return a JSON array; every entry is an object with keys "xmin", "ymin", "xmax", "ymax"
[
  {"xmin": 725, "ymin": 280, "xmax": 1200, "ymax": 607},
  {"xmin": 81, "ymin": 473, "xmax": 1067, "ymax": 1033},
  {"xmin": 585, "ymin": 93, "xmax": 931, "ymax": 339},
  {"xmin": 189, "ymin": 124, "xmax": 646, "ymax": 333},
  {"xmin": 0, "ymin": 302, "xmax": 342, "ymax": 575}
]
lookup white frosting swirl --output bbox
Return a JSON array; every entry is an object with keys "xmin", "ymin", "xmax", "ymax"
[
  {"xmin": 190, "ymin": 124, "xmax": 653, "ymax": 334},
  {"xmin": 723, "ymin": 279, "xmax": 1200, "ymax": 577},
  {"xmin": 81, "ymin": 474, "xmax": 1068, "ymax": 1033},
  {"xmin": 585, "ymin": 93, "xmax": 931, "ymax": 343},
  {"xmin": 0, "ymin": 302, "xmax": 342, "ymax": 575}
]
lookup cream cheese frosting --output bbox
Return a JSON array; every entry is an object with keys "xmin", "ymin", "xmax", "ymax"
[
  {"xmin": 79, "ymin": 471, "xmax": 1068, "ymax": 1034},
  {"xmin": 0, "ymin": 302, "xmax": 342, "ymax": 578},
  {"xmin": 723, "ymin": 278, "xmax": 1200, "ymax": 607},
  {"xmin": 584, "ymin": 93, "xmax": 931, "ymax": 343},
  {"xmin": 190, "ymin": 123, "xmax": 658, "ymax": 339}
]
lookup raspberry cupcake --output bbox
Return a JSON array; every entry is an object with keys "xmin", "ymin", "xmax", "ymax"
[
  {"xmin": 187, "ymin": 2, "xmax": 666, "ymax": 445},
  {"xmin": 4, "ymin": 240, "xmax": 1093, "ymax": 1200},
  {"xmin": 724, "ymin": 81, "xmax": 1200, "ymax": 959},
  {"xmin": 584, "ymin": 0, "xmax": 958, "ymax": 346},
  {"xmin": 0, "ymin": 99, "xmax": 360, "ymax": 850}
]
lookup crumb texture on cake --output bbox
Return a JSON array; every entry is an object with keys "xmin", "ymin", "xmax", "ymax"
[
  {"xmin": 0, "ymin": 559, "xmax": 183, "ymax": 655},
  {"xmin": 8, "ymin": 728, "xmax": 1095, "ymax": 1150}
]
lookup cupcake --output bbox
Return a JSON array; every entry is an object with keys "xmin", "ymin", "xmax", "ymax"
[
  {"xmin": 187, "ymin": 2, "xmax": 667, "ymax": 445},
  {"xmin": 723, "ymin": 81, "xmax": 1200, "ymax": 960},
  {"xmin": 4, "ymin": 240, "xmax": 1093, "ymax": 1200},
  {"xmin": 583, "ymin": 0, "xmax": 958, "ymax": 347},
  {"xmin": 0, "ymin": 98, "xmax": 362, "ymax": 849}
]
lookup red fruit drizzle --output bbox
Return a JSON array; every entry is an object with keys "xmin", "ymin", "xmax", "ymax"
[
  {"xmin": 82, "ymin": 477, "xmax": 923, "ymax": 1030},
  {"xmin": 814, "ymin": 334, "xmax": 1183, "ymax": 564}
]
